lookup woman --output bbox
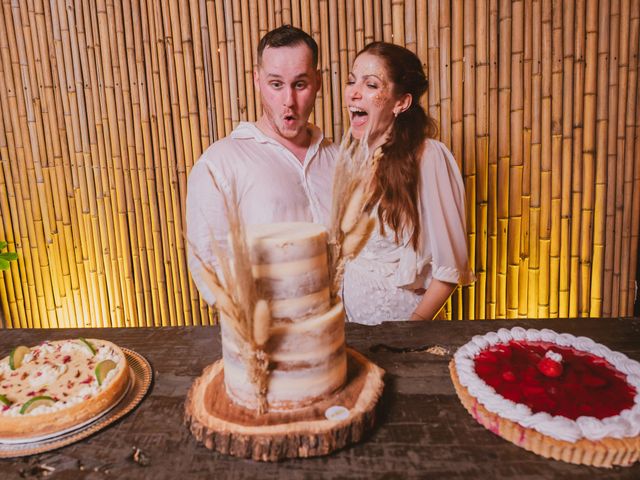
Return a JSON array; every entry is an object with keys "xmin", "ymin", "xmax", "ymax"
[{"xmin": 343, "ymin": 42, "xmax": 474, "ymax": 324}]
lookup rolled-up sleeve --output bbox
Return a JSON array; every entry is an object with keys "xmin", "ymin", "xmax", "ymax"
[{"xmin": 419, "ymin": 140, "xmax": 475, "ymax": 286}]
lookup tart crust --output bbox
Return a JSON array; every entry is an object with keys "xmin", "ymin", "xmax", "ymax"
[
  {"xmin": 450, "ymin": 360, "xmax": 640, "ymax": 468},
  {"xmin": 0, "ymin": 340, "xmax": 130, "ymax": 440}
]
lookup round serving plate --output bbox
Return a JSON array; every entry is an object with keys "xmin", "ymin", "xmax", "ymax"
[{"xmin": 0, "ymin": 348, "xmax": 152, "ymax": 458}]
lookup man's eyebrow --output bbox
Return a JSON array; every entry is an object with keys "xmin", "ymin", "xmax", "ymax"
[{"xmin": 264, "ymin": 72, "xmax": 311, "ymax": 80}]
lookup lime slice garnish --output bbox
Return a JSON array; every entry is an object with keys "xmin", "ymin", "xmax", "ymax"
[
  {"xmin": 95, "ymin": 360, "xmax": 117, "ymax": 386},
  {"xmin": 20, "ymin": 395, "xmax": 55, "ymax": 415},
  {"xmin": 9, "ymin": 346, "xmax": 30, "ymax": 370},
  {"xmin": 78, "ymin": 337, "xmax": 97, "ymax": 355},
  {"xmin": 0, "ymin": 394, "xmax": 12, "ymax": 407}
]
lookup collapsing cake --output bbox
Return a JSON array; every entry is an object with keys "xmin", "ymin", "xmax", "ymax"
[
  {"xmin": 221, "ymin": 222, "xmax": 347, "ymax": 411},
  {"xmin": 450, "ymin": 327, "xmax": 640, "ymax": 467}
]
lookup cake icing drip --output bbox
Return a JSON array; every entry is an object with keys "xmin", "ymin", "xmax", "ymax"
[{"xmin": 455, "ymin": 327, "xmax": 640, "ymax": 442}]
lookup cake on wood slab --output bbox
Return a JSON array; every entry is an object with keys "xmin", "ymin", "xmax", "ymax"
[
  {"xmin": 0, "ymin": 338, "xmax": 129, "ymax": 440},
  {"xmin": 221, "ymin": 222, "xmax": 347, "ymax": 411},
  {"xmin": 450, "ymin": 327, "xmax": 640, "ymax": 468},
  {"xmin": 185, "ymin": 220, "xmax": 384, "ymax": 460}
]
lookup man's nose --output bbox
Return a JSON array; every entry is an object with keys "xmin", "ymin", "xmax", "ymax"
[{"xmin": 284, "ymin": 87, "xmax": 295, "ymax": 107}]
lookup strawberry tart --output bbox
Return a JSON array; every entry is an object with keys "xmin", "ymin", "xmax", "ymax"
[
  {"xmin": 450, "ymin": 327, "xmax": 640, "ymax": 467},
  {"xmin": 0, "ymin": 338, "xmax": 130, "ymax": 440}
]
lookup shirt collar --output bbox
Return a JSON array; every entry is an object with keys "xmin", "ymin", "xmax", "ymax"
[{"xmin": 231, "ymin": 122, "xmax": 325, "ymax": 158}]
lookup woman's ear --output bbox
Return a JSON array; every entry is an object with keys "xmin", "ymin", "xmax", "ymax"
[{"xmin": 393, "ymin": 93, "xmax": 413, "ymax": 116}]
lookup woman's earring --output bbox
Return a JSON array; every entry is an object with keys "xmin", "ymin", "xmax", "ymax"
[{"xmin": 393, "ymin": 110, "xmax": 399, "ymax": 118}]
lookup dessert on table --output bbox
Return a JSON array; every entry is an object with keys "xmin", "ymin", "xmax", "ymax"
[
  {"xmin": 450, "ymin": 327, "xmax": 640, "ymax": 468},
  {"xmin": 0, "ymin": 338, "xmax": 130, "ymax": 441}
]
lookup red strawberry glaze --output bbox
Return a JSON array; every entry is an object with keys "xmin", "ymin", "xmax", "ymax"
[{"xmin": 473, "ymin": 340, "xmax": 637, "ymax": 420}]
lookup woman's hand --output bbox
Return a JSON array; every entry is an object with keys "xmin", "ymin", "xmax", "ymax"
[{"xmin": 410, "ymin": 279, "xmax": 457, "ymax": 320}]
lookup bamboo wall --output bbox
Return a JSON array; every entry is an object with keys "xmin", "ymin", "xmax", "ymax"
[{"xmin": 0, "ymin": 0, "xmax": 639, "ymax": 328}]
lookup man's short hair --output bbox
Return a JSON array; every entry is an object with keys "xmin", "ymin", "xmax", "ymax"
[{"xmin": 257, "ymin": 25, "xmax": 318, "ymax": 67}]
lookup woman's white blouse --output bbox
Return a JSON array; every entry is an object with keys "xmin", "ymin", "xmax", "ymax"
[{"xmin": 343, "ymin": 138, "xmax": 474, "ymax": 325}]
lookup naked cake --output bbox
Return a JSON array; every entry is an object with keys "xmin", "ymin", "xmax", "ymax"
[
  {"xmin": 0, "ymin": 338, "xmax": 130, "ymax": 440},
  {"xmin": 220, "ymin": 222, "xmax": 347, "ymax": 411},
  {"xmin": 450, "ymin": 327, "xmax": 640, "ymax": 467}
]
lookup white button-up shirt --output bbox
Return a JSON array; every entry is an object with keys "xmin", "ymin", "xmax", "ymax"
[{"xmin": 186, "ymin": 122, "xmax": 338, "ymax": 305}]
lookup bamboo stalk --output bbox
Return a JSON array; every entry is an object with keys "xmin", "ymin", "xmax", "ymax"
[
  {"xmin": 569, "ymin": 0, "xmax": 586, "ymax": 317},
  {"xmin": 589, "ymin": 0, "xmax": 611, "ymax": 318},
  {"xmin": 619, "ymin": 2, "xmax": 638, "ymax": 315},
  {"xmin": 559, "ymin": 0, "xmax": 575, "ymax": 317},
  {"xmin": 549, "ymin": 0, "xmax": 563, "ymax": 318},
  {"xmin": 475, "ymin": 0, "xmax": 489, "ymax": 319},
  {"xmin": 612, "ymin": 0, "xmax": 631, "ymax": 317},
  {"xmin": 602, "ymin": 0, "xmax": 620, "ymax": 317}
]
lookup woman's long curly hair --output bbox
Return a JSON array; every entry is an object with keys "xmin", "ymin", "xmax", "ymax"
[{"xmin": 361, "ymin": 42, "xmax": 438, "ymax": 250}]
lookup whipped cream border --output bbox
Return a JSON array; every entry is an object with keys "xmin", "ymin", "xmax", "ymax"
[{"xmin": 454, "ymin": 327, "xmax": 640, "ymax": 442}]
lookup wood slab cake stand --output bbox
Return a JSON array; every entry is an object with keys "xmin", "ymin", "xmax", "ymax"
[{"xmin": 184, "ymin": 348, "xmax": 385, "ymax": 461}]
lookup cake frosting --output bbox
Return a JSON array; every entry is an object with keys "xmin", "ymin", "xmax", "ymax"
[
  {"xmin": 451, "ymin": 327, "xmax": 640, "ymax": 467},
  {"xmin": 221, "ymin": 222, "xmax": 347, "ymax": 411}
]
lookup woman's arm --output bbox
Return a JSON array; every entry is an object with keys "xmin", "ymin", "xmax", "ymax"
[{"xmin": 410, "ymin": 279, "xmax": 456, "ymax": 320}]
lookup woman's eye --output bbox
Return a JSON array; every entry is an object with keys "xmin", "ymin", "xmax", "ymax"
[
  {"xmin": 367, "ymin": 83, "xmax": 378, "ymax": 89},
  {"xmin": 346, "ymin": 80, "xmax": 355, "ymax": 85}
]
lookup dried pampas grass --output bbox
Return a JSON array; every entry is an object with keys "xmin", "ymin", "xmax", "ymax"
[
  {"xmin": 191, "ymin": 171, "xmax": 272, "ymax": 414},
  {"xmin": 328, "ymin": 131, "xmax": 381, "ymax": 302}
]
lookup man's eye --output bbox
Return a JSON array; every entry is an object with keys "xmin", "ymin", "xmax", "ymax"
[
  {"xmin": 270, "ymin": 81, "xmax": 283, "ymax": 89},
  {"xmin": 295, "ymin": 82, "xmax": 307, "ymax": 89}
]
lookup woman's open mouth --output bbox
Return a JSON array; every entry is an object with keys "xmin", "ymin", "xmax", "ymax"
[{"xmin": 349, "ymin": 106, "xmax": 368, "ymax": 127}]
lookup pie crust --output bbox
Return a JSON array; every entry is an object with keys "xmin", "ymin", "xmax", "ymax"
[
  {"xmin": 0, "ymin": 339, "xmax": 130, "ymax": 440},
  {"xmin": 450, "ymin": 327, "xmax": 640, "ymax": 468}
]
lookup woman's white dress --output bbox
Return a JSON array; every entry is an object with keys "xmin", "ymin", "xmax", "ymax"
[{"xmin": 343, "ymin": 139, "xmax": 475, "ymax": 325}]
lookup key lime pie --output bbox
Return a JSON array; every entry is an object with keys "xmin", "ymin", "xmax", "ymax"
[
  {"xmin": 450, "ymin": 327, "xmax": 640, "ymax": 467},
  {"xmin": 0, "ymin": 338, "xmax": 129, "ymax": 440}
]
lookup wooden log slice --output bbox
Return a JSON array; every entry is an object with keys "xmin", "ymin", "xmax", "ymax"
[{"xmin": 184, "ymin": 348, "xmax": 385, "ymax": 461}]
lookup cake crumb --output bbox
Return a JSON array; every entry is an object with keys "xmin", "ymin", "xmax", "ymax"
[{"xmin": 424, "ymin": 345, "xmax": 449, "ymax": 356}]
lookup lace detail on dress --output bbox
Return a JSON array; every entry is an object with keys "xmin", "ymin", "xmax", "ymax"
[{"xmin": 343, "ymin": 226, "xmax": 422, "ymax": 325}]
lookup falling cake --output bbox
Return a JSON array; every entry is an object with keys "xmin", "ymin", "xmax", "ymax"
[{"xmin": 220, "ymin": 222, "xmax": 347, "ymax": 410}]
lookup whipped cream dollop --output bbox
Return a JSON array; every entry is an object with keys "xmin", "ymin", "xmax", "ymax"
[{"xmin": 454, "ymin": 327, "xmax": 640, "ymax": 442}]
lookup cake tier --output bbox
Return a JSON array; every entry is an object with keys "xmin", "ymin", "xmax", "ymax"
[
  {"xmin": 246, "ymin": 223, "xmax": 330, "ymax": 322},
  {"xmin": 221, "ymin": 302, "xmax": 347, "ymax": 411}
]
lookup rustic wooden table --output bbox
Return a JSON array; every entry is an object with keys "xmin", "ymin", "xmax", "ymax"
[{"xmin": 1, "ymin": 318, "xmax": 639, "ymax": 479}]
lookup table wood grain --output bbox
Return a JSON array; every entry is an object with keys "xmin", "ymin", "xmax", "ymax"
[{"xmin": 1, "ymin": 318, "xmax": 639, "ymax": 479}]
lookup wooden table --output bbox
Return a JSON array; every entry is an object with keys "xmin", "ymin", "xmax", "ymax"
[{"xmin": 1, "ymin": 318, "xmax": 639, "ymax": 479}]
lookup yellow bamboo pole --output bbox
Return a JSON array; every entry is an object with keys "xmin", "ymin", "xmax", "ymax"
[
  {"xmin": 527, "ymin": 0, "xmax": 542, "ymax": 318},
  {"xmin": 508, "ymin": 0, "xmax": 523, "ymax": 319},
  {"xmin": 450, "ymin": 0, "xmax": 464, "ymax": 319},
  {"xmin": 518, "ymin": 0, "xmax": 532, "ymax": 318},
  {"xmin": 463, "ymin": 0, "xmax": 476, "ymax": 320},
  {"xmin": 427, "ymin": 0, "xmax": 440, "ymax": 127},
  {"xmin": 549, "ymin": 0, "xmax": 563, "ymax": 318},
  {"xmin": 603, "ymin": 0, "xmax": 620, "ymax": 317},
  {"xmin": 619, "ymin": 3, "xmax": 638, "ymax": 316},
  {"xmin": 475, "ymin": 0, "xmax": 489, "ymax": 319},
  {"xmin": 496, "ymin": 0, "xmax": 511, "ymax": 319},
  {"xmin": 589, "ymin": 0, "xmax": 611, "ymax": 318},
  {"xmin": 569, "ymin": 0, "xmax": 586, "ymax": 317},
  {"xmin": 579, "ymin": 0, "xmax": 598, "ymax": 317},
  {"xmin": 559, "ymin": 0, "xmax": 575, "ymax": 317},
  {"xmin": 487, "ymin": 0, "xmax": 499, "ymax": 319},
  {"xmin": 627, "ymin": 0, "xmax": 640, "ymax": 315}
]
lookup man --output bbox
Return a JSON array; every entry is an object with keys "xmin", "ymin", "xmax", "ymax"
[{"xmin": 186, "ymin": 25, "xmax": 337, "ymax": 305}]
